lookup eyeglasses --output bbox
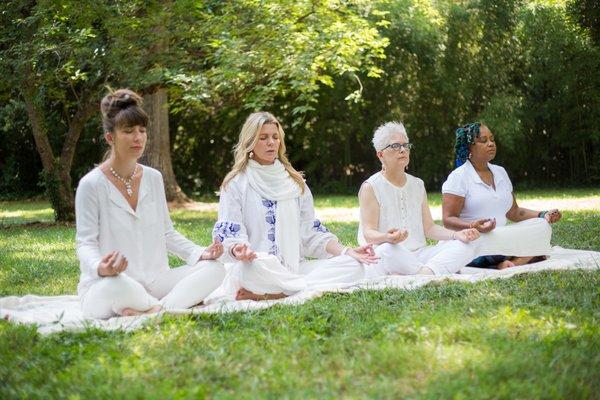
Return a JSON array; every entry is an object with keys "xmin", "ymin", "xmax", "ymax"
[{"xmin": 381, "ymin": 142, "xmax": 413, "ymax": 151}]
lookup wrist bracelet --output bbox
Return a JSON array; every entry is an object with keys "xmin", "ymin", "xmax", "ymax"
[
  {"xmin": 341, "ymin": 247, "xmax": 349, "ymax": 256},
  {"xmin": 538, "ymin": 211, "xmax": 547, "ymax": 218}
]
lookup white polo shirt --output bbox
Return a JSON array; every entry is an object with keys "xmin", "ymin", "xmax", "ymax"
[{"xmin": 441, "ymin": 160, "xmax": 513, "ymax": 226}]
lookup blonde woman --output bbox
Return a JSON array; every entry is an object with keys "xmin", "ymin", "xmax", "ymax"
[
  {"xmin": 210, "ymin": 111, "xmax": 378, "ymax": 301},
  {"xmin": 75, "ymin": 89, "xmax": 225, "ymax": 319}
]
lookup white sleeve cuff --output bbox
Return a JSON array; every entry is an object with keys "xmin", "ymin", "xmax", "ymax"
[{"xmin": 186, "ymin": 246, "xmax": 205, "ymax": 266}]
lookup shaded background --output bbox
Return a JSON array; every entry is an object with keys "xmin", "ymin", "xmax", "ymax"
[{"xmin": 1, "ymin": 0, "xmax": 599, "ymax": 206}]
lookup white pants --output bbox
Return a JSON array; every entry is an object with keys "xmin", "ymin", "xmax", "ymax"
[
  {"xmin": 206, "ymin": 252, "xmax": 366, "ymax": 302},
  {"xmin": 371, "ymin": 218, "xmax": 553, "ymax": 276},
  {"xmin": 372, "ymin": 239, "xmax": 478, "ymax": 276},
  {"xmin": 475, "ymin": 218, "xmax": 552, "ymax": 257},
  {"xmin": 81, "ymin": 261, "xmax": 226, "ymax": 319}
]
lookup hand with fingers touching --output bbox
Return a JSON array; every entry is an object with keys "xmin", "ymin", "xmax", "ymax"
[
  {"xmin": 231, "ymin": 243, "xmax": 258, "ymax": 262},
  {"xmin": 200, "ymin": 238, "xmax": 224, "ymax": 261},
  {"xmin": 385, "ymin": 228, "xmax": 409, "ymax": 244},
  {"xmin": 347, "ymin": 243, "xmax": 380, "ymax": 265},
  {"xmin": 543, "ymin": 209, "xmax": 562, "ymax": 224},
  {"xmin": 470, "ymin": 218, "xmax": 496, "ymax": 233},
  {"xmin": 97, "ymin": 251, "xmax": 128, "ymax": 277},
  {"xmin": 452, "ymin": 228, "xmax": 480, "ymax": 243}
]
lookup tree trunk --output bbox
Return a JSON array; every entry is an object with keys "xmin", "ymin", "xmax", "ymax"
[
  {"xmin": 141, "ymin": 87, "xmax": 189, "ymax": 203},
  {"xmin": 21, "ymin": 67, "xmax": 96, "ymax": 222}
]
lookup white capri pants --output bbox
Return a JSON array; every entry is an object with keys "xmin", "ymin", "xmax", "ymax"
[
  {"xmin": 206, "ymin": 252, "xmax": 367, "ymax": 302},
  {"xmin": 371, "ymin": 218, "xmax": 552, "ymax": 276},
  {"xmin": 81, "ymin": 261, "xmax": 226, "ymax": 319},
  {"xmin": 373, "ymin": 239, "xmax": 478, "ymax": 276}
]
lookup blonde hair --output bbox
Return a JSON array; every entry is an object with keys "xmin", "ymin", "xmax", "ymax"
[{"xmin": 221, "ymin": 111, "xmax": 305, "ymax": 193}]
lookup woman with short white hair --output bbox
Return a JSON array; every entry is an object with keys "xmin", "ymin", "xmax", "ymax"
[
  {"xmin": 358, "ymin": 121, "xmax": 483, "ymax": 276},
  {"xmin": 210, "ymin": 111, "xmax": 378, "ymax": 301}
]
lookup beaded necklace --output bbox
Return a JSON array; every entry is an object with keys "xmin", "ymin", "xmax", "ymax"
[{"xmin": 109, "ymin": 165, "xmax": 138, "ymax": 197}]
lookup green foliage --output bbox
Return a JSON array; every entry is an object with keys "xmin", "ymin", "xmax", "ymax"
[
  {"xmin": 271, "ymin": 0, "xmax": 600, "ymax": 191},
  {"xmin": 0, "ymin": 0, "xmax": 388, "ymax": 197},
  {"xmin": 568, "ymin": 0, "xmax": 600, "ymax": 45},
  {"xmin": 1, "ymin": 0, "xmax": 599, "ymax": 197}
]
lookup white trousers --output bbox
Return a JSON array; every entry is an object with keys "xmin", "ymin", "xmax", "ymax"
[
  {"xmin": 371, "ymin": 218, "xmax": 553, "ymax": 276},
  {"xmin": 474, "ymin": 218, "xmax": 552, "ymax": 257},
  {"xmin": 206, "ymin": 252, "xmax": 366, "ymax": 302},
  {"xmin": 81, "ymin": 261, "xmax": 226, "ymax": 319},
  {"xmin": 372, "ymin": 239, "xmax": 478, "ymax": 276}
]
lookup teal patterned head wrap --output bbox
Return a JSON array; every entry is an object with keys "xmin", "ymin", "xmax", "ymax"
[{"xmin": 454, "ymin": 122, "xmax": 481, "ymax": 168}]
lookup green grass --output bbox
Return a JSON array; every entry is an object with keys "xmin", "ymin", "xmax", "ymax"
[
  {"xmin": 1, "ymin": 190, "xmax": 599, "ymax": 398},
  {"xmin": 0, "ymin": 200, "xmax": 54, "ymax": 225},
  {"xmin": 314, "ymin": 187, "xmax": 600, "ymax": 209}
]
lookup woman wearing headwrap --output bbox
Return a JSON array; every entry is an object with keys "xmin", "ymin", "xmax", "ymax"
[{"xmin": 442, "ymin": 123, "xmax": 561, "ymax": 269}]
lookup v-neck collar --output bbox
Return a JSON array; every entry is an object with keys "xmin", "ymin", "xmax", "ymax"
[
  {"xmin": 466, "ymin": 160, "xmax": 504, "ymax": 190},
  {"xmin": 101, "ymin": 165, "xmax": 148, "ymax": 217}
]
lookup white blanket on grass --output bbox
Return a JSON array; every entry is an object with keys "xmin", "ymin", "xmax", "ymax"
[{"xmin": 1, "ymin": 247, "xmax": 598, "ymax": 335}]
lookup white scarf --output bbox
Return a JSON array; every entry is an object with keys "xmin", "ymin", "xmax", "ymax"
[{"xmin": 246, "ymin": 159, "xmax": 302, "ymax": 273}]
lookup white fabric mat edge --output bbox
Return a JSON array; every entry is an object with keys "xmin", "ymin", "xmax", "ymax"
[{"xmin": 1, "ymin": 246, "xmax": 598, "ymax": 335}]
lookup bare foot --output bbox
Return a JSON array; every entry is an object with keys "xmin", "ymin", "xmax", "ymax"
[
  {"xmin": 418, "ymin": 266, "xmax": 435, "ymax": 275},
  {"xmin": 235, "ymin": 288, "xmax": 287, "ymax": 301},
  {"xmin": 120, "ymin": 308, "xmax": 144, "ymax": 317},
  {"xmin": 497, "ymin": 260, "xmax": 515, "ymax": 270},
  {"xmin": 144, "ymin": 305, "xmax": 162, "ymax": 314},
  {"xmin": 119, "ymin": 305, "xmax": 162, "ymax": 317},
  {"xmin": 510, "ymin": 256, "xmax": 534, "ymax": 266}
]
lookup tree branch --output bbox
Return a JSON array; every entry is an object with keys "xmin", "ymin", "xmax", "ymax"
[{"xmin": 60, "ymin": 91, "xmax": 98, "ymax": 171}]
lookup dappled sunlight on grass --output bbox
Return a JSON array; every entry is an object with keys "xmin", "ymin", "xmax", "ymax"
[
  {"xmin": 0, "ymin": 194, "xmax": 599, "ymax": 397},
  {"xmin": 0, "ymin": 270, "xmax": 598, "ymax": 397},
  {"xmin": 0, "ymin": 201, "xmax": 54, "ymax": 225}
]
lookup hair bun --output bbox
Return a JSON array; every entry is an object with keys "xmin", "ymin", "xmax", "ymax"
[
  {"xmin": 111, "ymin": 90, "xmax": 140, "ymax": 110},
  {"xmin": 101, "ymin": 88, "xmax": 142, "ymax": 117}
]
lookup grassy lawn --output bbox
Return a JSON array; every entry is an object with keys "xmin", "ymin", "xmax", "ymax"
[{"xmin": 1, "ymin": 190, "xmax": 599, "ymax": 398}]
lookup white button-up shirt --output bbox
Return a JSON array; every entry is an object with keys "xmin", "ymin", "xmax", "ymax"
[
  {"xmin": 75, "ymin": 166, "xmax": 205, "ymax": 296},
  {"xmin": 441, "ymin": 160, "xmax": 514, "ymax": 226}
]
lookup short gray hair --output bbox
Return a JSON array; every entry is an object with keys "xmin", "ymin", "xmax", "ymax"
[{"xmin": 372, "ymin": 121, "xmax": 409, "ymax": 151}]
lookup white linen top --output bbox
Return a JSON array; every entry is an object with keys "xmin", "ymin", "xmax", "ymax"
[
  {"xmin": 358, "ymin": 172, "xmax": 427, "ymax": 251},
  {"xmin": 75, "ymin": 166, "xmax": 205, "ymax": 296},
  {"xmin": 213, "ymin": 172, "xmax": 337, "ymax": 264},
  {"xmin": 441, "ymin": 160, "xmax": 513, "ymax": 226}
]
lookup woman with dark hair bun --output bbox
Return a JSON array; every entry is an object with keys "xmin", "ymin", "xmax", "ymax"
[
  {"xmin": 75, "ymin": 88, "xmax": 225, "ymax": 319},
  {"xmin": 442, "ymin": 123, "xmax": 561, "ymax": 269}
]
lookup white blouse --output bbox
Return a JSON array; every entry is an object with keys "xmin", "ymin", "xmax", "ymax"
[
  {"xmin": 358, "ymin": 172, "xmax": 427, "ymax": 251},
  {"xmin": 75, "ymin": 166, "xmax": 205, "ymax": 296},
  {"xmin": 441, "ymin": 160, "xmax": 513, "ymax": 226},
  {"xmin": 213, "ymin": 172, "xmax": 336, "ymax": 264}
]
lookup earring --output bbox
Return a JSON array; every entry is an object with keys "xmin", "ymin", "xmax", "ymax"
[
  {"xmin": 405, "ymin": 165, "xmax": 408, "ymax": 171},
  {"xmin": 468, "ymin": 152, "xmax": 472, "ymax": 159},
  {"xmin": 249, "ymin": 151, "xmax": 254, "ymax": 159}
]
